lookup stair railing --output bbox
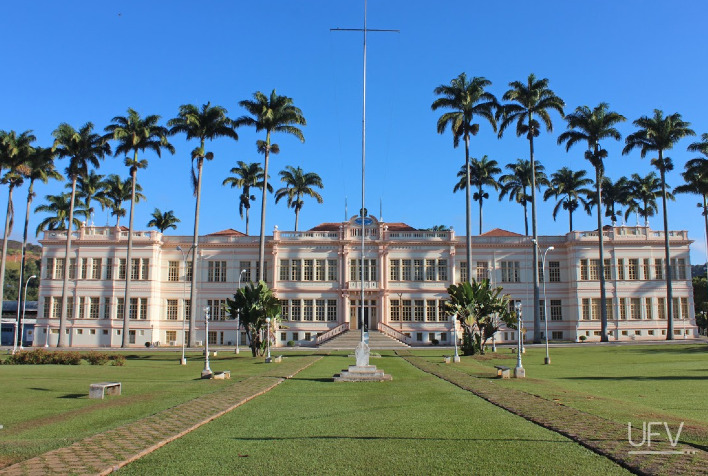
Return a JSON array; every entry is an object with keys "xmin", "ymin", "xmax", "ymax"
[
  {"xmin": 315, "ymin": 322, "xmax": 350, "ymax": 345},
  {"xmin": 377, "ymin": 322, "xmax": 411, "ymax": 345}
]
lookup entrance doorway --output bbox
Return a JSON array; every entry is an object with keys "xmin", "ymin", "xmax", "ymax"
[{"xmin": 350, "ymin": 299, "xmax": 377, "ymax": 331}]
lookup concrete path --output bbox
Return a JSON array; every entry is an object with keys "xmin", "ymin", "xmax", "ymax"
[{"xmin": 0, "ymin": 356, "xmax": 321, "ymax": 476}]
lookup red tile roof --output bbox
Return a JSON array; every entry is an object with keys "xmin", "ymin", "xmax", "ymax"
[
  {"xmin": 309, "ymin": 222, "xmax": 341, "ymax": 231},
  {"xmin": 480, "ymin": 228, "xmax": 524, "ymax": 237},
  {"xmin": 207, "ymin": 228, "xmax": 247, "ymax": 237},
  {"xmin": 385, "ymin": 222, "xmax": 417, "ymax": 231}
]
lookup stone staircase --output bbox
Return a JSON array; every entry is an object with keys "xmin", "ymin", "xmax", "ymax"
[{"xmin": 318, "ymin": 330, "xmax": 409, "ymax": 349}]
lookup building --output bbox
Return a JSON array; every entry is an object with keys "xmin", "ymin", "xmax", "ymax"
[
  {"xmin": 32, "ymin": 215, "xmax": 699, "ymax": 348},
  {"xmin": 1, "ymin": 301, "xmax": 38, "ymax": 346}
]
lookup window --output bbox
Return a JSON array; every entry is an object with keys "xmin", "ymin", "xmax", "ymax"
[
  {"xmin": 591, "ymin": 298, "xmax": 601, "ymax": 321},
  {"xmin": 414, "ymin": 259, "xmax": 424, "ymax": 281},
  {"xmin": 390, "ymin": 259, "xmax": 400, "ymax": 281},
  {"xmin": 501, "ymin": 261, "xmax": 520, "ymax": 283},
  {"xmin": 643, "ymin": 258, "xmax": 650, "ymax": 280},
  {"xmin": 548, "ymin": 261, "xmax": 560, "ymax": 282},
  {"xmin": 603, "ymin": 259, "xmax": 612, "ymax": 280},
  {"xmin": 291, "ymin": 300, "xmax": 301, "ymax": 321},
  {"xmin": 476, "ymin": 261, "xmax": 489, "ymax": 281},
  {"xmin": 414, "ymin": 300, "xmax": 424, "ymax": 322},
  {"xmin": 681, "ymin": 297, "xmax": 689, "ymax": 320},
  {"xmin": 550, "ymin": 300, "xmax": 562, "ymax": 321},
  {"xmin": 184, "ymin": 299, "xmax": 191, "ymax": 321},
  {"xmin": 168, "ymin": 261, "xmax": 180, "ymax": 282},
  {"xmin": 425, "ymin": 259, "xmax": 435, "ymax": 281},
  {"xmin": 657, "ymin": 297, "xmax": 666, "ymax": 320},
  {"xmin": 106, "ymin": 258, "xmax": 113, "ymax": 280},
  {"xmin": 316, "ymin": 300, "xmax": 325, "ymax": 321},
  {"xmin": 280, "ymin": 300, "xmax": 290, "ymax": 320},
  {"xmin": 66, "ymin": 297, "xmax": 74, "ymax": 319},
  {"xmin": 206, "ymin": 299, "xmax": 227, "ymax": 320},
  {"xmin": 617, "ymin": 259, "xmax": 625, "ymax": 280},
  {"xmin": 52, "ymin": 297, "xmax": 62, "ymax": 319},
  {"xmin": 54, "ymin": 258, "xmax": 65, "ymax": 280},
  {"xmin": 655, "ymin": 258, "xmax": 663, "ymax": 280},
  {"xmin": 645, "ymin": 297, "xmax": 653, "ymax": 320},
  {"xmin": 628, "ymin": 259, "xmax": 639, "ymax": 280},
  {"xmin": 119, "ymin": 259, "xmax": 127, "ymax": 280},
  {"xmin": 390, "ymin": 299, "xmax": 400, "ymax": 321},
  {"xmin": 129, "ymin": 298, "xmax": 139, "ymax": 320},
  {"xmin": 76, "ymin": 297, "xmax": 85, "ymax": 319},
  {"xmin": 538, "ymin": 261, "xmax": 544, "ymax": 282},
  {"xmin": 303, "ymin": 300, "xmax": 314, "ymax": 321},
  {"xmin": 630, "ymin": 298, "xmax": 641, "ymax": 319},
  {"xmin": 89, "ymin": 297, "xmax": 100, "ymax": 319},
  {"xmin": 207, "ymin": 261, "xmax": 227, "ymax": 282},
  {"xmin": 438, "ymin": 300, "xmax": 448, "ymax": 321},
  {"xmin": 672, "ymin": 297, "xmax": 680, "ymax": 320},
  {"xmin": 426, "ymin": 300, "xmax": 437, "ymax": 322},
  {"xmin": 401, "ymin": 259, "xmax": 412, "ymax": 281},
  {"xmin": 292, "ymin": 332, "xmax": 299, "ymax": 341},
  {"xmin": 551, "ymin": 331, "xmax": 563, "ymax": 340},
  {"xmin": 582, "ymin": 299, "xmax": 591, "ymax": 320},
  {"xmin": 131, "ymin": 259, "xmax": 140, "ymax": 280},
  {"xmin": 91, "ymin": 259, "xmax": 102, "ymax": 280},
  {"xmin": 238, "ymin": 261, "xmax": 251, "ymax": 283},
  {"xmin": 43, "ymin": 298, "xmax": 50, "ymax": 319},
  {"xmin": 619, "ymin": 297, "xmax": 627, "ymax": 320},
  {"xmin": 315, "ymin": 260, "xmax": 325, "ymax": 281},
  {"xmin": 291, "ymin": 259, "xmax": 302, "ymax": 281},
  {"xmin": 208, "ymin": 331, "xmax": 217, "ymax": 345},
  {"xmin": 589, "ymin": 259, "xmax": 600, "ymax": 280},
  {"xmin": 142, "ymin": 260, "xmax": 149, "ymax": 281},
  {"xmin": 46, "ymin": 258, "xmax": 55, "ymax": 279},
  {"xmin": 580, "ymin": 259, "xmax": 588, "ymax": 280},
  {"xmin": 327, "ymin": 300, "xmax": 337, "ymax": 321},
  {"xmin": 350, "ymin": 259, "xmax": 377, "ymax": 281},
  {"xmin": 139, "ymin": 298, "xmax": 147, "ymax": 319},
  {"xmin": 103, "ymin": 298, "xmax": 111, "ymax": 319},
  {"xmin": 459, "ymin": 262, "xmax": 467, "ymax": 283},
  {"xmin": 80, "ymin": 258, "xmax": 88, "ymax": 279},
  {"xmin": 186, "ymin": 261, "xmax": 193, "ymax": 282},
  {"xmin": 68, "ymin": 258, "xmax": 76, "ymax": 279},
  {"xmin": 438, "ymin": 259, "xmax": 448, "ymax": 281},
  {"xmin": 402, "ymin": 300, "xmax": 412, "ymax": 321},
  {"xmin": 539, "ymin": 299, "xmax": 546, "ymax": 321},
  {"xmin": 166, "ymin": 299, "xmax": 178, "ymax": 320},
  {"xmin": 280, "ymin": 260, "xmax": 290, "ymax": 281},
  {"xmin": 304, "ymin": 260, "xmax": 314, "ymax": 281},
  {"xmin": 327, "ymin": 260, "xmax": 338, "ymax": 281},
  {"xmin": 671, "ymin": 258, "xmax": 687, "ymax": 280},
  {"xmin": 166, "ymin": 330, "xmax": 176, "ymax": 343},
  {"xmin": 117, "ymin": 298, "xmax": 125, "ymax": 320}
]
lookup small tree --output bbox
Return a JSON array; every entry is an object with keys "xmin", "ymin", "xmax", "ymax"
[
  {"xmin": 226, "ymin": 281, "xmax": 280, "ymax": 357},
  {"xmin": 445, "ymin": 279, "xmax": 516, "ymax": 355}
]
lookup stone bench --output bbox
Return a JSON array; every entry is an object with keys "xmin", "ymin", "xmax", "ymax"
[
  {"xmin": 213, "ymin": 371, "xmax": 231, "ymax": 380},
  {"xmin": 266, "ymin": 355, "xmax": 283, "ymax": 363},
  {"xmin": 443, "ymin": 355, "xmax": 460, "ymax": 364},
  {"xmin": 89, "ymin": 382, "xmax": 121, "ymax": 399},
  {"xmin": 494, "ymin": 365, "xmax": 511, "ymax": 379}
]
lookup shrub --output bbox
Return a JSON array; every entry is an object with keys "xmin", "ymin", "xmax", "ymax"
[
  {"xmin": 579, "ymin": 335, "xmax": 587, "ymax": 342},
  {"xmin": 8, "ymin": 349, "xmax": 51, "ymax": 365},
  {"xmin": 51, "ymin": 351, "xmax": 83, "ymax": 365},
  {"xmin": 286, "ymin": 340, "xmax": 295, "ymax": 347},
  {"xmin": 431, "ymin": 339, "xmax": 440, "ymax": 346},
  {"xmin": 85, "ymin": 351, "xmax": 110, "ymax": 365},
  {"xmin": 111, "ymin": 354, "xmax": 126, "ymax": 366}
]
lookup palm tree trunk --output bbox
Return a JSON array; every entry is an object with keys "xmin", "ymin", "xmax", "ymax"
[
  {"xmin": 189, "ymin": 149, "xmax": 205, "ymax": 347},
  {"xmin": 703, "ymin": 195, "xmax": 708, "ymax": 273},
  {"xmin": 258, "ymin": 132, "xmax": 271, "ymax": 282},
  {"xmin": 0, "ymin": 185, "xmax": 14, "ymax": 345},
  {"xmin": 595, "ymin": 163, "xmax": 609, "ymax": 342},
  {"xmin": 659, "ymin": 159, "xmax": 673, "ymax": 340},
  {"xmin": 478, "ymin": 187, "xmax": 483, "ymax": 235},
  {"xmin": 122, "ymin": 161, "xmax": 138, "ymax": 348},
  {"xmin": 529, "ymin": 132, "xmax": 541, "ymax": 344},
  {"xmin": 464, "ymin": 134, "xmax": 472, "ymax": 283},
  {"xmin": 15, "ymin": 182, "xmax": 34, "ymax": 348},
  {"xmin": 523, "ymin": 189, "xmax": 529, "ymax": 236},
  {"xmin": 569, "ymin": 205, "xmax": 573, "ymax": 233},
  {"xmin": 295, "ymin": 193, "xmax": 300, "ymax": 231},
  {"xmin": 57, "ymin": 178, "xmax": 78, "ymax": 347},
  {"xmin": 246, "ymin": 206, "xmax": 250, "ymax": 236}
]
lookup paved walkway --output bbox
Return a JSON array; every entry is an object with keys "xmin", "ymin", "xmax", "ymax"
[
  {"xmin": 399, "ymin": 351, "xmax": 708, "ymax": 476},
  {"xmin": 0, "ymin": 356, "xmax": 321, "ymax": 476}
]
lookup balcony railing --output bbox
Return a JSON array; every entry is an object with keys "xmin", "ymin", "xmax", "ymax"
[
  {"xmin": 378, "ymin": 322, "xmax": 411, "ymax": 345},
  {"xmin": 348, "ymin": 281, "xmax": 379, "ymax": 290},
  {"xmin": 315, "ymin": 322, "xmax": 349, "ymax": 345}
]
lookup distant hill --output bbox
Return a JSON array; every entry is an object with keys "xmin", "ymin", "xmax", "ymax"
[
  {"xmin": 692, "ymin": 264, "xmax": 707, "ymax": 278},
  {"xmin": 6, "ymin": 240, "xmax": 41, "ymax": 254}
]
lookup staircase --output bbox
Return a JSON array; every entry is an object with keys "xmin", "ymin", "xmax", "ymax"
[{"xmin": 318, "ymin": 330, "xmax": 409, "ymax": 349}]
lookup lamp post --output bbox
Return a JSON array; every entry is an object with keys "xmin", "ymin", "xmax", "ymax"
[
  {"xmin": 177, "ymin": 245, "xmax": 195, "ymax": 365},
  {"xmin": 514, "ymin": 302, "xmax": 525, "ymax": 378},
  {"xmin": 13, "ymin": 275, "xmax": 36, "ymax": 353},
  {"xmin": 265, "ymin": 317, "xmax": 272, "ymax": 363},
  {"xmin": 202, "ymin": 306, "xmax": 212, "ymax": 378},
  {"xmin": 540, "ymin": 245, "xmax": 555, "ymax": 364},
  {"xmin": 236, "ymin": 269, "xmax": 247, "ymax": 354},
  {"xmin": 452, "ymin": 315, "xmax": 460, "ymax": 362}
]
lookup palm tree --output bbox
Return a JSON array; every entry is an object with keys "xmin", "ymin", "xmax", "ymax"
[
  {"xmin": 168, "ymin": 102, "xmax": 238, "ymax": 346},
  {"xmin": 498, "ymin": 74, "xmax": 564, "ymax": 343},
  {"xmin": 73, "ymin": 170, "xmax": 108, "ymax": 226},
  {"xmin": 544, "ymin": 167, "xmax": 593, "ymax": 232},
  {"xmin": 0, "ymin": 130, "xmax": 35, "ymax": 331},
  {"xmin": 235, "ymin": 90, "xmax": 306, "ymax": 280},
  {"xmin": 589, "ymin": 176, "xmax": 629, "ymax": 225},
  {"xmin": 625, "ymin": 172, "xmax": 665, "ymax": 225},
  {"xmin": 16, "ymin": 147, "xmax": 62, "ymax": 343},
  {"xmin": 147, "ymin": 208, "xmax": 180, "ymax": 233},
  {"xmin": 558, "ymin": 103, "xmax": 625, "ymax": 342},
  {"xmin": 105, "ymin": 108, "xmax": 174, "ymax": 348},
  {"xmin": 623, "ymin": 109, "xmax": 695, "ymax": 340},
  {"xmin": 102, "ymin": 174, "xmax": 144, "ymax": 226},
  {"xmin": 453, "ymin": 155, "xmax": 500, "ymax": 234},
  {"xmin": 498, "ymin": 158, "xmax": 549, "ymax": 235},
  {"xmin": 274, "ymin": 165, "xmax": 324, "ymax": 231},
  {"xmin": 52, "ymin": 122, "xmax": 110, "ymax": 346},
  {"xmin": 35, "ymin": 193, "xmax": 87, "ymax": 235},
  {"xmin": 431, "ymin": 73, "xmax": 498, "ymax": 280},
  {"xmin": 222, "ymin": 161, "xmax": 271, "ymax": 235},
  {"xmin": 678, "ymin": 134, "xmax": 708, "ymax": 262}
]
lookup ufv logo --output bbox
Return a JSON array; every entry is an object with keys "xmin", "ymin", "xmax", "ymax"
[{"xmin": 627, "ymin": 422, "xmax": 693, "ymax": 455}]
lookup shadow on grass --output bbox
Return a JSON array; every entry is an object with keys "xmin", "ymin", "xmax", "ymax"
[
  {"xmin": 59, "ymin": 393, "xmax": 85, "ymax": 399},
  {"xmin": 288, "ymin": 377, "xmax": 334, "ymax": 383},
  {"xmin": 28, "ymin": 387, "xmax": 51, "ymax": 391},
  {"xmin": 562, "ymin": 376, "xmax": 707, "ymax": 381},
  {"xmin": 627, "ymin": 345, "xmax": 708, "ymax": 355},
  {"xmin": 230, "ymin": 435, "xmax": 577, "ymax": 444}
]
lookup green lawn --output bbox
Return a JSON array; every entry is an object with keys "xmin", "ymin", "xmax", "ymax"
[
  {"xmin": 0, "ymin": 350, "xmax": 277, "ymax": 467},
  {"xmin": 118, "ymin": 352, "xmax": 629, "ymax": 475}
]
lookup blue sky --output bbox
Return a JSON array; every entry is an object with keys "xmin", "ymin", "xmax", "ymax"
[{"xmin": 2, "ymin": 1, "xmax": 708, "ymax": 262}]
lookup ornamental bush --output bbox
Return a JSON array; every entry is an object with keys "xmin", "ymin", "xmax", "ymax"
[{"xmin": 85, "ymin": 351, "xmax": 110, "ymax": 365}]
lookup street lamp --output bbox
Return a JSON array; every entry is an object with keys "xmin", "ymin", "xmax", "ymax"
[
  {"xmin": 19, "ymin": 275, "xmax": 37, "ymax": 350},
  {"xmin": 236, "ymin": 269, "xmax": 247, "ymax": 354},
  {"xmin": 202, "ymin": 306, "xmax": 212, "ymax": 378},
  {"xmin": 540, "ymin": 245, "xmax": 555, "ymax": 364},
  {"xmin": 177, "ymin": 245, "xmax": 195, "ymax": 365},
  {"xmin": 265, "ymin": 317, "xmax": 272, "ymax": 363},
  {"xmin": 452, "ymin": 314, "xmax": 460, "ymax": 362},
  {"xmin": 514, "ymin": 302, "xmax": 525, "ymax": 378}
]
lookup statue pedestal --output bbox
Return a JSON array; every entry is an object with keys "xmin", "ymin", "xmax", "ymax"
[{"xmin": 333, "ymin": 341, "xmax": 392, "ymax": 382}]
